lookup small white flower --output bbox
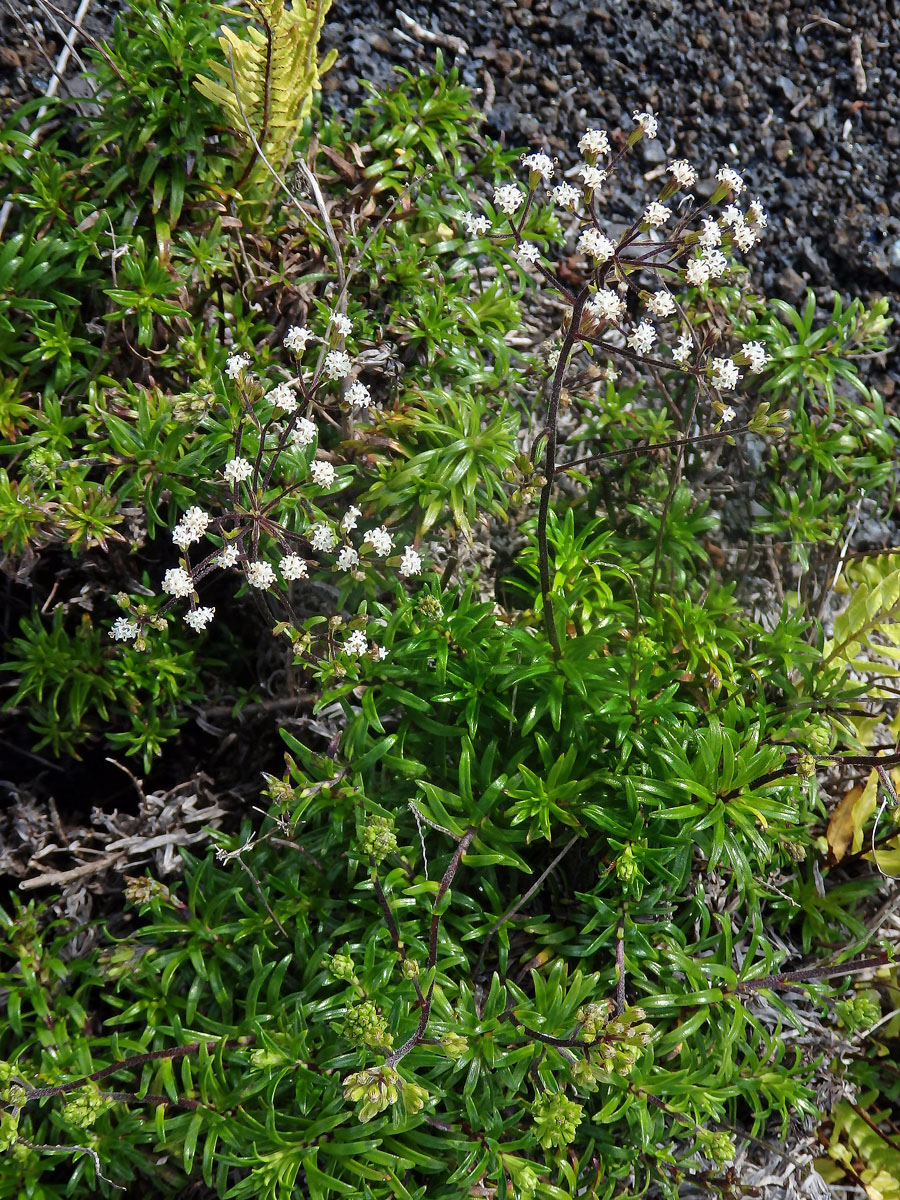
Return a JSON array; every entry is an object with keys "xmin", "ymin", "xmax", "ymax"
[
  {"xmin": 742, "ymin": 340, "xmax": 770, "ymax": 373},
  {"xmin": 698, "ymin": 218, "xmax": 722, "ymax": 249},
  {"xmin": 746, "ymin": 197, "xmax": 768, "ymax": 228},
  {"xmin": 281, "ymin": 553, "xmax": 308, "ymax": 580},
  {"xmin": 720, "ymin": 405, "xmax": 736, "ymax": 424},
  {"xmin": 577, "ymin": 227, "xmax": 615, "ymax": 262},
  {"xmin": 331, "ymin": 313, "xmax": 352, "ymax": 338},
  {"xmin": 493, "ymin": 184, "xmax": 524, "ymax": 216},
  {"xmin": 269, "ymin": 381, "xmax": 298, "ymax": 413},
  {"xmin": 721, "ymin": 204, "xmax": 743, "ymax": 228},
  {"xmin": 710, "ymin": 357, "xmax": 742, "ymax": 391},
  {"xmin": 703, "ymin": 249, "xmax": 728, "ymax": 278},
  {"xmin": 247, "ymin": 560, "xmax": 276, "ymax": 590},
  {"xmin": 336, "ymin": 545, "xmax": 359, "ymax": 570},
  {"xmin": 627, "ymin": 320, "xmax": 657, "ymax": 355},
  {"xmin": 685, "ymin": 257, "xmax": 711, "ymax": 286},
  {"xmin": 224, "ymin": 457, "xmax": 253, "ymax": 485},
  {"xmin": 399, "ymin": 546, "xmax": 422, "ymax": 577},
  {"xmin": 171, "ymin": 523, "xmax": 192, "ymax": 550},
  {"xmin": 522, "ymin": 151, "xmax": 555, "ymax": 183},
  {"xmin": 345, "ymin": 629, "xmax": 369, "ymax": 657},
  {"xmin": 578, "ymin": 128, "xmax": 610, "ymax": 157},
  {"xmin": 290, "ymin": 418, "xmax": 317, "ymax": 449},
  {"xmin": 375, "ymin": 645, "xmax": 388, "ymax": 661},
  {"xmin": 716, "ymin": 165, "xmax": 745, "ymax": 195},
  {"xmin": 632, "ymin": 110, "xmax": 658, "ymax": 139},
  {"xmin": 110, "ymin": 617, "xmax": 139, "ymax": 641},
  {"xmin": 323, "ymin": 350, "xmax": 352, "ymax": 381},
  {"xmin": 225, "ymin": 353, "xmax": 251, "ymax": 379},
  {"xmin": 646, "ymin": 291, "xmax": 676, "ymax": 318},
  {"xmin": 516, "ymin": 241, "xmax": 541, "ymax": 266},
  {"xmin": 643, "ymin": 201, "xmax": 671, "ymax": 228},
  {"xmin": 162, "ymin": 567, "xmax": 194, "ymax": 598},
  {"xmin": 184, "ymin": 606, "xmax": 215, "ymax": 632},
  {"xmin": 546, "ymin": 346, "xmax": 561, "ymax": 370},
  {"xmin": 364, "ymin": 525, "xmax": 393, "ymax": 556},
  {"xmin": 283, "ymin": 325, "xmax": 312, "ymax": 353},
  {"xmin": 216, "ymin": 544, "xmax": 240, "ymax": 568},
  {"xmin": 672, "ymin": 334, "xmax": 693, "ymax": 365},
  {"xmin": 311, "ymin": 522, "xmax": 337, "ymax": 553},
  {"xmin": 667, "ymin": 159, "xmax": 697, "ymax": 188},
  {"xmin": 309, "ymin": 460, "xmax": 337, "ymax": 488},
  {"xmin": 733, "ymin": 223, "xmax": 758, "ymax": 252},
  {"xmin": 461, "ymin": 211, "xmax": 491, "ymax": 237},
  {"xmin": 577, "ymin": 164, "xmax": 607, "ymax": 191},
  {"xmin": 341, "ymin": 505, "xmax": 362, "ymax": 533},
  {"xmin": 550, "ymin": 182, "xmax": 581, "ymax": 209},
  {"xmin": 587, "ymin": 289, "xmax": 626, "ymax": 322},
  {"xmin": 346, "ymin": 381, "xmax": 372, "ymax": 409}
]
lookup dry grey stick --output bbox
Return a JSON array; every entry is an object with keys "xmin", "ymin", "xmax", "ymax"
[{"xmin": 395, "ymin": 8, "xmax": 468, "ymax": 56}]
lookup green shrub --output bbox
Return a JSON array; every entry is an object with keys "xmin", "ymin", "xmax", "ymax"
[{"xmin": 2, "ymin": 6, "xmax": 900, "ymax": 1199}]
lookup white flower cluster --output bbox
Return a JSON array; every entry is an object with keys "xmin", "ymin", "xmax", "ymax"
[
  {"xmin": 578, "ymin": 128, "xmax": 610, "ymax": 158},
  {"xmin": 172, "ymin": 506, "xmax": 210, "ymax": 550},
  {"xmin": 323, "ymin": 349, "xmax": 352, "ymax": 381},
  {"xmin": 461, "ymin": 211, "xmax": 490, "ymax": 237},
  {"xmin": 587, "ymin": 289, "xmax": 626, "ymax": 322},
  {"xmin": 281, "ymin": 553, "xmax": 307, "ymax": 580},
  {"xmin": 364, "ymin": 526, "xmax": 393, "ymax": 556},
  {"xmin": 577, "ymin": 164, "xmax": 607, "ymax": 192},
  {"xmin": 110, "ymin": 617, "xmax": 139, "ymax": 641},
  {"xmin": 551, "ymin": 182, "xmax": 581, "ymax": 209},
  {"xmin": 185, "ymin": 606, "xmax": 215, "ymax": 632},
  {"xmin": 291, "ymin": 418, "xmax": 317, "ymax": 449},
  {"xmin": 309, "ymin": 459, "xmax": 337, "ymax": 488},
  {"xmin": 668, "ymin": 159, "xmax": 697, "ymax": 189},
  {"xmin": 284, "ymin": 325, "xmax": 312, "ymax": 353},
  {"xmin": 163, "ymin": 567, "xmax": 194, "ymax": 598},
  {"xmin": 493, "ymin": 184, "xmax": 525, "ymax": 216},
  {"xmin": 225, "ymin": 353, "xmax": 251, "ymax": 379},
  {"xmin": 522, "ymin": 152, "xmax": 555, "ymax": 184},
  {"xmin": 577, "ymin": 228, "xmax": 615, "ymax": 263},
  {"xmin": 224, "ymin": 457, "xmax": 253, "ymax": 485},
  {"xmin": 710, "ymin": 357, "xmax": 742, "ymax": 391},
  {"xmin": 269, "ymin": 382, "xmax": 298, "ymax": 413},
  {"xmin": 628, "ymin": 321, "xmax": 656, "ymax": 355},
  {"xmin": 632, "ymin": 110, "xmax": 658, "ymax": 139},
  {"xmin": 346, "ymin": 381, "xmax": 372, "ymax": 410},
  {"xmin": 247, "ymin": 561, "xmax": 276, "ymax": 590}
]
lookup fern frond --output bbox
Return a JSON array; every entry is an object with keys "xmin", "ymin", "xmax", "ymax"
[
  {"xmin": 824, "ymin": 567, "xmax": 900, "ymax": 674},
  {"xmin": 194, "ymin": 0, "xmax": 336, "ymax": 207},
  {"xmin": 837, "ymin": 550, "xmax": 900, "ymax": 593}
]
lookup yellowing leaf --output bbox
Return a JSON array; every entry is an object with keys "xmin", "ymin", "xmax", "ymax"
[{"xmin": 827, "ymin": 769, "xmax": 877, "ymax": 863}]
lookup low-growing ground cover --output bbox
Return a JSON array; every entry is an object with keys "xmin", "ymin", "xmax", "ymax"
[{"xmin": 1, "ymin": 3, "xmax": 900, "ymax": 1198}]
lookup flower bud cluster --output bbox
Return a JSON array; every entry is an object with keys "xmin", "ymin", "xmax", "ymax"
[
  {"xmin": 61, "ymin": 1082, "xmax": 113, "ymax": 1129},
  {"xmin": 577, "ymin": 1002, "xmax": 653, "ymax": 1078},
  {"xmin": 359, "ymin": 813, "xmax": 397, "ymax": 864},
  {"xmin": 343, "ymin": 1065, "xmax": 429, "ymax": 1123},
  {"xmin": 531, "ymin": 1090, "xmax": 584, "ymax": 1150},
  {"xmin": 342, "ymin": 998, "xmax": 393, "ymax": 1050},
  {"xmin": 328, "ymin": 951, "xmax": 357, "ymax": 983}
]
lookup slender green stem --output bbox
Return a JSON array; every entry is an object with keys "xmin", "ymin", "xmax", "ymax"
[{"xmin": 537, "ymin": 287, "xmax": 590, "ymax": 655}]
